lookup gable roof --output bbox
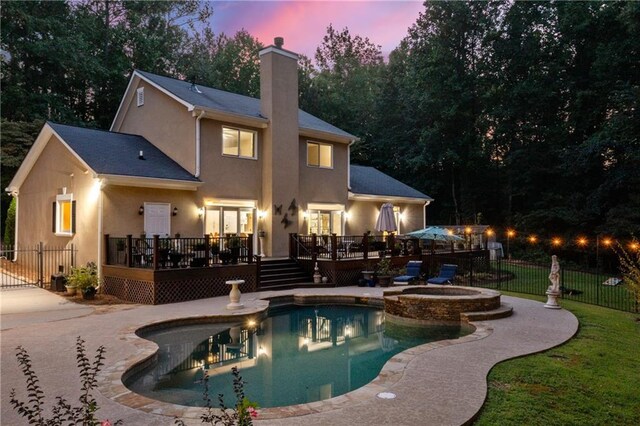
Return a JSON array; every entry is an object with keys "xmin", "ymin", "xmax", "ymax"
[
  {"xmin": 349, "ymin": 165, "xmax": 433, "ymax": 203},
  {"xmin": 116, "ymin": 70, "xmax": 356, "ymax": 141},
  {"xmin": 7, "ymin": 122, "xmax": 200, "ymax": 194}
]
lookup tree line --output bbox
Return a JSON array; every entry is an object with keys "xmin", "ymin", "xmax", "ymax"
[{"xmin": 2, "ymin": 1, "xmax": 639, "ymax": 243}]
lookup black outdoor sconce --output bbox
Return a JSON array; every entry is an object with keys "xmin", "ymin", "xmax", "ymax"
[
  {"xmin": 138, "ymin": 205, "xmax": 144, "ymax": 215},
  {"xmin": 173, "ymin": 207, "xmax": 178, "ymax": 216}
]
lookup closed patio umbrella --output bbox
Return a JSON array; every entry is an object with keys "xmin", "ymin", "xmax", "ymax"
[
  {"xmin": 375, "ymin": 203, "xmax": 397, "ymax": 233},
  {"xmin": 405, "ymin": 226, "xmax": 464, "ymax": 242}
]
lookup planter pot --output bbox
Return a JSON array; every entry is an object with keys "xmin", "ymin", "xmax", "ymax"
[
  {"xmin": 377, "ymin": 275, "xmax": 392, "ymax": 287},
  {"xmin": 82, "ymin": 287, "xmax": 97, "ymax": 300},
  {"xmin": 65, "ymin": 285, "xmax": 77, "ymax": 295}
]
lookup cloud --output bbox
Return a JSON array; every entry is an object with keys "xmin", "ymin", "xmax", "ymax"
[{"xmin": 208, "ymin": 1, "xmax": 424, "ymax": 58}]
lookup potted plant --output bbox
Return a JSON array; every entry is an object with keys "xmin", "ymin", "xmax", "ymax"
[
  {"xmin": 228, "ymin": 235, "xmax": 242, "ymax": 264},
  {"xmin": 219, "ymin": 249, "xmax": 232, "ymax": 265},
  {"xmin": 361, "ymin": 260, "xmax": 376, "ymax": 287},
  {"xmin": 66, "ymin": 262, "xmax": 99, "ymax": 299},
  {"xmin": 376, "ymin": 258, "xmax": 393, "ymax": 287}
]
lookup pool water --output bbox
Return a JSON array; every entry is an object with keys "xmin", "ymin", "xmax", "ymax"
[{"xmin": 125, "ymin": 304, "xmax": 473, "ymax": 408}]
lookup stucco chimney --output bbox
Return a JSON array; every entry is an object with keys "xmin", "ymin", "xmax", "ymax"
[{"xmin": 259, "ymin": 37, "xmax": 299, "ymax": 257}]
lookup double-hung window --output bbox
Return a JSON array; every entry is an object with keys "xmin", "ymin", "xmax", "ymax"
[
  {"xmin": 53, "ymin": 193, "xmax": 75, "ymax": 236},
  {"xmin": 307, "ymin": 141, "xmax": 333, "ymax": 169},
  {"xmin": 222, "ymin": 127, "xmax": 257, "ymax": 159}
]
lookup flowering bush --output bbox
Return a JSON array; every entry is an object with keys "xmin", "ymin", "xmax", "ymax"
[
  {"xmin": 9, "ymin": 337, "xmax": 121, "ymax": 425},
  {"xmin": 175, "ymin": 366, "xmax": 258, "ymax": 426}
]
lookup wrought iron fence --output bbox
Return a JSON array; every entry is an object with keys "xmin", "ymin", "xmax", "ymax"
[
  {"xmin": 104, "ymin": 234, "xmax": 254, "ymax": 269},
  {"xmin": 0, "ymin": 243, "xmax": 76, "ymax": 288},
  {"xmin": 468, "ymin": 258, "xmax": 636, "ymax": 313}
]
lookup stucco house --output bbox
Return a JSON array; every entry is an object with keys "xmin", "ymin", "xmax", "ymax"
[{"xmin": 6, "ymin": 38, "xmax": 432, "ymax": 296}]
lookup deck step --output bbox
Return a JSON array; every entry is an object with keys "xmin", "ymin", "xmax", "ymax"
[{"xmin": 259, "ymin": 259, "xmax": 313, "ymax": 288}]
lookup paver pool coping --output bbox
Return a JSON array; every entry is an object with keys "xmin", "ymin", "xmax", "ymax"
[{"xmin": 96, "ymin": 289, "xmax": 579, "ymax": 425}]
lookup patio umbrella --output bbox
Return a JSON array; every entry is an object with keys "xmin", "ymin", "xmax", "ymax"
[
  {"xmin": 405, "ymin": 226, "xmax": 464, "ymax": 242},
  {"xmin": 375, "ymin": 203, "xmax": 397, "ymax": 233}
]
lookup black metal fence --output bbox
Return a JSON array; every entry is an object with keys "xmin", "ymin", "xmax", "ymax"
[
  {"xmin": 0, "ymin": 243, "xmax": 76, "ymax": 288},
  {"xmin": 467, "ymin": 258, "xmax": 636, "ymax": 313}
]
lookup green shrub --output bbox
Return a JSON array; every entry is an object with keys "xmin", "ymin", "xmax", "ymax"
[{"xmin": 66, "ymin": 262, "xmax": 99, "ymax": 291}]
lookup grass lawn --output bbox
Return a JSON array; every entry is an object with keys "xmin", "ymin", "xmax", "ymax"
[{"xmin": 474, "ymin": 293, "xmax": 640, "ymax": 425}]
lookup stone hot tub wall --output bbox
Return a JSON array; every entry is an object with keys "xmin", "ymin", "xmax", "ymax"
[{"xmin": 384, "ymin": 286, "xmax": 502, "ymax": 322}]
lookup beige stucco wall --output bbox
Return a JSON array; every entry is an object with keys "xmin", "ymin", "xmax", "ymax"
[
  {"xmin": 117, "ymin": 80, "xmax": 196, "ymax": 174},
  {"xmin": 346, "ymin": 200, "xmax": 425, "ymax": 236},
  {"xmin": 198, "ymin": 120, "xmax": 262, "ymax": 201},
  {"xmin": 298, "ymin": 137, "xmax": 349, "ymax": 207},
  {"xmin": 16, "ymin": 136, "xmax": 100, "ymax": 265},
  {"xmin": 101, "ymin": 186, "xmax": 201, "ymax": 238}
]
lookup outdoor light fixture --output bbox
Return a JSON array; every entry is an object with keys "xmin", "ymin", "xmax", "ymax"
[
  {"xmin": 577, "ymin": 237, "xmax": 587, "ymax": 247},
  {"xmin": 172, "ymin": 207, "xmax": 178, "ymax": 216},
  {"xmin": 486, "ymin": 229, "xmax": 494, "ymax": 236},
  {"xmin": 602, "ymin": 238, "xmax": 612, "ymax": 246},
  {"xmin": 138, "ymin": 205, "xmax": 144, "ymax": 215},
  {"xmin": 198, "ymin": 207, "xmax": 204, "ymax": 218},
  {"xmin": 258, "ymin": 210, "xmax": 267, "ymax": 220},
  {"xmin": 465, "ymin": 226, "xmax": 472, "ymax": 234},
  {"xmin": 552, "ymin": 238, "xmax": 562, "ymax": 246},
  {"xmin": 258, "ymin": 346, "xmax": 267, "ymax": 356},
  {"xmin": 630, "ymin": 242, "xmax": 639, "ymax": 251},
  {"xmin": 528, "ymin": 236, "xmax": 537, "ymax": 243}
]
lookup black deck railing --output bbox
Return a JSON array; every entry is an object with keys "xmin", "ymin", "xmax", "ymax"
[
  {"xmin": 104, "ymin": 234, "xmax": 253, "ymax": 270},
  {"xmin": 290, "ymin": 233, "xmax": 469, "ymax": 262}
]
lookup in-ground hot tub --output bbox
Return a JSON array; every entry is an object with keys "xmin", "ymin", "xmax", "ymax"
[{"xmin": 384, "ymin": 285, "xmax": 511, "ymax": 323}]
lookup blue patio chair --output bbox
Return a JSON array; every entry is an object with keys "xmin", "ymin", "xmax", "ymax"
[
  {"xmin": 393, "ymin": 260, "xmax": 423, "ymax": 285},
  {"xmin": 427, "ymin": 264, "xmax": 458, "ymax": 285}
]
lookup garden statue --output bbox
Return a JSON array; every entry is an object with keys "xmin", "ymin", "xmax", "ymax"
[
  {"xmin": 313, "ymin": 262, "xmax": 322, "ymax": 284},
  {"xmin": 544, "ymin": 255, "xmax": 562, "ymax": 309}
]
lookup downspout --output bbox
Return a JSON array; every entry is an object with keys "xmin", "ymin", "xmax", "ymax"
[
  {"xmin": 195, "ymin": 110, "xmax": 206, "ymax": 177},
  {"xmin": 13, "ymin": 193, "xmax": 19, "ymax": 260},
  {"xmin": 97, "ymin": 181, "xmax": 104, "ymax": 281},
  {"xmin": 423, "ymin": 200, "xmax": 431, "ymax": 229},
  {"xmin": 347, "ymin": 140, "xmax": 355, "ymax": 190}
]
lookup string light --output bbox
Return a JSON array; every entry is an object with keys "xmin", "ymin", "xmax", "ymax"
[
  {"xmin": 507, "ymin": 230, "xmax": 515, "ymax": 238},
  {"xmin": 528, "ymin": 235, "xmax": 537, "ymax": 243},
  {"xmin": 602, "ymin": 238, "xmax": 612, "ymax": 247},
  {"xmin": 552, "ymin": 237, "xmax": 562, "ymax": 246},
  {"xmin": 577, "ymin": 237, "xmax": 588, "ymax": 247}
]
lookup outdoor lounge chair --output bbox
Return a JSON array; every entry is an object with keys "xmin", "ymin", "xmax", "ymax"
[
  {"xmin": 427, "ymin": 264, "xmax": 457, "ymax": 285},
  {"xmin": 393, "ymin": 260, "xmax": 423, "ymax": 285}
]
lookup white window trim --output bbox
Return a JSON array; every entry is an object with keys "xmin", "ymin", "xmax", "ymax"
[
  {"xmin": 307, "ymin": 141, "xmax": 333, "ymax": 169},
  {"xmin": 55, "ymin": 193, "xmax": 74, "ymax": 236},
  {"xmin": 222, "ymin": 126, "xmax": 258, "ymax": 160},
  {"xmin": 136, "ymin": 87, "xmax": 144, "ymax": 107}
]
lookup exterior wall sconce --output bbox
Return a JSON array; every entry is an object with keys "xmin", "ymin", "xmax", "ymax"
[
  {"xmin": 198, "ymin": 207, "xmax": 204, "ymax": 218},
  {"xmin": 172, "ymin": 207, "xmax": 178, "ymax": 216},
  {"xmin": 138, "ymin": 205, "xmax": 144, "ymax": 215},
  {"xmin": 258, "ymin": 210, "xmax": 267, "ymax": 220},
  {"xmin": 344, "ymin": 211, "xmax": 351, "ymax": 220}
]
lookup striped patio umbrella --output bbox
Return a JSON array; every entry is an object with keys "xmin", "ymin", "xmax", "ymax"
[{"xmin": 375, "ymin": 203, "xmax": 397, "ymax": 233}]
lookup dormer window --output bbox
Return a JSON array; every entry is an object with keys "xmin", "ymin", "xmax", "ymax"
[
  {"xmin": 307, "ymin": 141, "xmax": 333, "ymax": 169},
  {"xmin": 222, "ymin": 127, "xmax": 257, "ymax": 159},
  {"xmin": 136, "ymin": 87, "xmax": 144, "ymax": 107}
]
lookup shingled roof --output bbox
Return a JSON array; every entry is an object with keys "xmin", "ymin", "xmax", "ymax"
[
  {"xmin": 49, "ymin": 122, "xmax": 199, "ymax": 182},
  {"xmin": 350, "ymin": 165, "xmax": 433, "ymax": 201},
  {"xmin": 135, "ymin": 70, "xmax": 356, "ymax": 140}
]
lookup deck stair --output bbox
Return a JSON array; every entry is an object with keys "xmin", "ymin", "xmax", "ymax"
[{"xmin": 258, "ymin": 258, "xmax": 314, "ymax": 290}]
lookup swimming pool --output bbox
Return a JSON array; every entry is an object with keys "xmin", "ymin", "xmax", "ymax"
[{"xmin": 125, "ymin": 304, "xmax": 473, "ymax": 408}]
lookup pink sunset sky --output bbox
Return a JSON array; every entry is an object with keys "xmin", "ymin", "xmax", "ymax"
[{"xmin": 208, "ymin": 1, "xmax": 425, "ymax": 59}]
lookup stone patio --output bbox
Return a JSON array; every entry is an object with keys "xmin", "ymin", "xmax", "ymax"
[{"xmin": 0, "ymin": 285, "xmax": 578, "ymax": 425}]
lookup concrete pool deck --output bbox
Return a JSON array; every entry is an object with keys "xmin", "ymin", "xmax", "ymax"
[{"xmin": 0, "ymin": 286, "xmax": 578, "ymax": 426}]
